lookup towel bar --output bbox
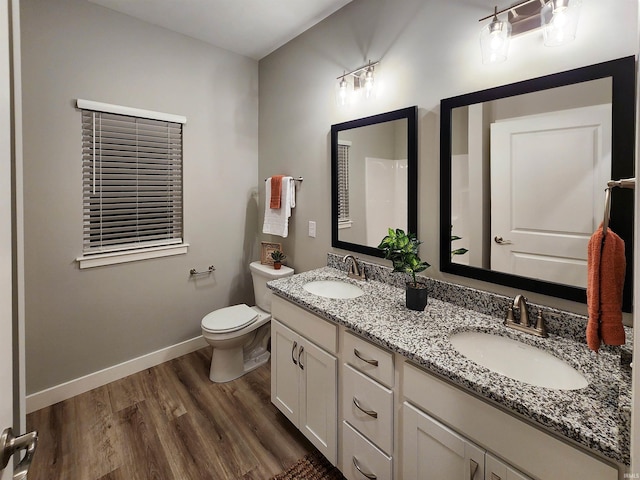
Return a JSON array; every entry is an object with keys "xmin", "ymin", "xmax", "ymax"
[
  {"xmin": 603, "ymin": 177, "xmax": 635, "ymax": 236},
  {"xmin": 264, "ymin": 176, "xmax": 303, "ymax": 182},
  {"xmin": 190, "ymin": 265, "xmax": 216, "ymax": 276}
]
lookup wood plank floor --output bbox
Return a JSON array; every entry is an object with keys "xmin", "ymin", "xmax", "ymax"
[{"xmin": 26, "ymin": 347, "xmax": 315, "ymax": 480}]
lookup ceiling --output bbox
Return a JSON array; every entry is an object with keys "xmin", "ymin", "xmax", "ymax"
[{"xmin": 88, "ymin": 0, "xmax": 354, "ymax": 60}]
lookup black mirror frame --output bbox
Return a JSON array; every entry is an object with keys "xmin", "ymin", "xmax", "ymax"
[
  {"xmin": 331, "ymin": 106, "xmax": 418, "ymax": 258},
  {"xmin": 440, "ymin": 56, "xmax": 635, "ymax": 311}
]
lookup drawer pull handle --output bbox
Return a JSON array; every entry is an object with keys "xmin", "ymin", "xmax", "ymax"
[
  {"xmin": 291, "ymin": 341, "xmax": 298, "ymax": 365},
  {"xmin": 354, "ymin": 348, "xmax": 379, "ymax": 366},
  {"xmin": 298, "ymin": 345, "xmax": 304, "ymax": 370},
  {"xmin": 352, "ymin": 456, "xmax": 377, "ymax": 479},
  {"xmin": 470, "ymin": 459, "xmax": 479, "ymax": 480},
  {"xmin": 353, "ymin": 397, "xmax": 378, "ymax": 418}
]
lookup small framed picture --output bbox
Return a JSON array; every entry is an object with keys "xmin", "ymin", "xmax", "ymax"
[{"xmin": 261, "ymin": 241, "xmax": 282, "ymax": 265}]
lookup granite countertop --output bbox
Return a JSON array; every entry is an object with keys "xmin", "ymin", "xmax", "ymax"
[{"xmin": 267, "ymin": 266, "xmax": 631, "ymax": 465}]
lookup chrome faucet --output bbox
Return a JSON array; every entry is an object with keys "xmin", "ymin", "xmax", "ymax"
[
  {"xmin": 343, "ymin": 254, "xmax": 365, "ymax": 280},
  {"xmin": 504, "ymin": 294, "xmax": 548, "ymax": 337}
]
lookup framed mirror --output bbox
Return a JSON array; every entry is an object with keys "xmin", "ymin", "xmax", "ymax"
[
  {"xmin": 332, "ymin": 106, "xmax": 418, "ymax": 258},
  {"xmin": 440, "ymin": 57, "xmax": 635, "ymax": 311}
]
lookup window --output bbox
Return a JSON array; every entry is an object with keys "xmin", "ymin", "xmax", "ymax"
[
  {"xmin": 337, "ymin": 140, "xmax": 352, "ymax": 229},
  {"xmin": 76, "ymin": 100, "xmax": 188, "ymax": 268}
]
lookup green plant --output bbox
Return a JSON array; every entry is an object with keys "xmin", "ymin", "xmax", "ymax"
[
  {"xmin": 270, "ymin": 250, "xmax": 286, "ymax": 263},
  {"xmin": 377, "ymin": 228, "xmax": 430, "ymax": 286}
]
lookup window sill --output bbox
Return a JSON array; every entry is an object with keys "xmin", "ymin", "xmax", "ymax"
[{"xmin": 76, "ymin": 243, "xmax": 189, "ymax": 269}]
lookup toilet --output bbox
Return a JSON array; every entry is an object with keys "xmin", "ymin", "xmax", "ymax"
[{"xmin": 201, "ymin": 260, "xmax": 294, "ymax": 382}]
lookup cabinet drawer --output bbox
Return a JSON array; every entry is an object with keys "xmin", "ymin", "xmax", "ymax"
[
  {"xmin": 342, "ymin": 421, "xmax": 392, "ymax": 480},
  {"xmin": 343, "ymin": 331, "xmax": 394, "ymax": 387},
  {"xmin": 272, "ymin": 296, "xmax": 337, "ymax": 353},
  {"xmin": 342, "ymin": 364, "xmax": 393, "ymax": 454}
]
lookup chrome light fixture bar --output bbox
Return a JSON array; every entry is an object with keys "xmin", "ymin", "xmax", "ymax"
[{"xmin": 336, "ymin": 60, "xmax": 380, "ymax": 106}]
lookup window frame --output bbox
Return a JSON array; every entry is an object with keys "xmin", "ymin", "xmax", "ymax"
[
  {"xmin": 75, "ymin": 99, "xmax": 189, "ymax": 269},
  {"xmin": 337, "ymin": 140, "xmax": 352, "ymax": 229}
]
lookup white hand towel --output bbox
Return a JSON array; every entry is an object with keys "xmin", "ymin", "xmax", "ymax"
[{"xmin": 263, "ymin": 176, "xmax": 294, "ymax": 237}]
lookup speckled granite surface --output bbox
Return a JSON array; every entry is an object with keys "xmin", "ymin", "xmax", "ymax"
[{"xmin": 268, "ymin": 257, "xmax": 632, "ymax": 465}]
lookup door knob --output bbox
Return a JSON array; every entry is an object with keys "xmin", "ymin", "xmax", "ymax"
[{"xmin": 0, "ymin": 428, "xmax": 38, "ymax": 480}]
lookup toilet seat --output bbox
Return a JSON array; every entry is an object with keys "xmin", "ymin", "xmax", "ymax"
[{"xmin": 202, "ymin": 304, "xmax": 259, "ymax": 334}]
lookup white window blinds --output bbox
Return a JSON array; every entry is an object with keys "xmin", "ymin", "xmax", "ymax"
[
  {"xmin": 81, "ymin": 108, "xmax": 184, "ymax": 254},
  {"xmin": 337, "ymin": 143, "xmax": 350, "ymax": 221}
]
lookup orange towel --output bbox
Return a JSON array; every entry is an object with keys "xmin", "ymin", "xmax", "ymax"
[
  {"xmin": 586, "ymin": 223, "xmax": 626, "ymax": 352},
  {"xmin": 270, "ymin": 175, "xmax": 284, "ymax": 209}
]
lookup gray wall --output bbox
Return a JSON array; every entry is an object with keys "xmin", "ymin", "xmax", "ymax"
[
  {"xmin": 258, "ymin": 0, "xmax": 638, "ymax": 314},
  {"xmin": 21, "ymin": 0, "xmax": 259, "ymax": 393}
]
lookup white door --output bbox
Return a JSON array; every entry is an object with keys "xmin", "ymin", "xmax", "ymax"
[
  {"xmin": 402, "ymin": 402, "xmax": 485, "ymax": 480},
  {"xmin": 0, "ymin": 0, "xmax": 14, "ymax": 477},
  {"xmin": 490, "ymin": 105, "xmax": 611, "ymax": 287}
]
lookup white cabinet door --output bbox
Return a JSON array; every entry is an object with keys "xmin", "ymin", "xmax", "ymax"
[
  {"xmin": 271, "ymin": 319, "xmax": 300, "ymax": 426},
  {"xmin": 402, "ymin": 402, "xmax": 485, "ymax": 480},
  {"xmin": 299, "ymin": 338, "xmax": 337, "ymax": 464},
  {"xmin": 486, "ymin": 453, "xmax": 532, "ymax": 480},
  {"xmin": 271, "ymin": 318, "xmax": 337, "ymax": 464}
]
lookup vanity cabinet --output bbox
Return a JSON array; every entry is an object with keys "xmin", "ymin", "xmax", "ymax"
[
  {"xmin": 402, "ymin": 362, "xmax": 618, "ymax": 480},
  {"xmin": 269, "ymin": 289, "xmax": 622, "ymax": 480},
  {"xmin": 341, "ymin": 331, "xmax": 395, "ymax": 480},
  {"xmin": 271, "ymin": 297, "xmax": 338, "ymax": 464}
]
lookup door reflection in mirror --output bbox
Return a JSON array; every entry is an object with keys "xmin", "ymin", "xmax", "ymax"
[
  {"xmin": 440, "ymin": 57, "xmax": 635, "ymax": 309},
  {"xmin": 451, "ymin": 78, "xmax": 612, "ymax": 289}
]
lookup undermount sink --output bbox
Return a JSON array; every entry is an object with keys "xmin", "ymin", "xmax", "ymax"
[
  {"xmin": 303, "ymin": 280, "xmax": 364, "ymax": 299},
  {"xmin": 450, "ymin": 331, "xmax": 588, "ymax": 390}
]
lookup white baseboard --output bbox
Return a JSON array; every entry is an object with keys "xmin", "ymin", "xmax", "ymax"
[{"xmin": 26, "ymin": 335, "xmax": 208, "ymax": 413}]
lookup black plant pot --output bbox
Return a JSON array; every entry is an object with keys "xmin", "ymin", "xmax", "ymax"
[{"xmin": 406, "ymin": 282, "xmax": 428, "ymax": 311}]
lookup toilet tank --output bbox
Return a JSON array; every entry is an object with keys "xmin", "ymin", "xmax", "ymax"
[{"xmin": 249, "ymin": 261, "xmax": 294, "ymax": 313}]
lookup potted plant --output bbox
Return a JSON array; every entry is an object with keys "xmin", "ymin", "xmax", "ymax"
[
  {"xmin": 270, "ymin": 250, "xmax": 286, "ymax": 270},
  {"xmin": 378, "ymin": 228, "xmax": 431, "ymax": 311}
]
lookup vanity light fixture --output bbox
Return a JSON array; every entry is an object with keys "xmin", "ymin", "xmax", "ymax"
[
  {"xmin": 479, "ymin": 0, "xmax": 581, "ymax": 64},
  {"xmin": 336, "ymin": 60, "xmax": 379, "ymax": 107}
]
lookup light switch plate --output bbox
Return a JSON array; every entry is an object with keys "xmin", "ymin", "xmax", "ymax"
[{"xmin": 308, "ymin": 221, "xmax": 316, "ymax": 238}]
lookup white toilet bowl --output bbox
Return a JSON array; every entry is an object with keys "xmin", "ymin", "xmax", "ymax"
[{"xmin": 201, "ymin": 261, "xmax": 294, "ymax": 383}]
